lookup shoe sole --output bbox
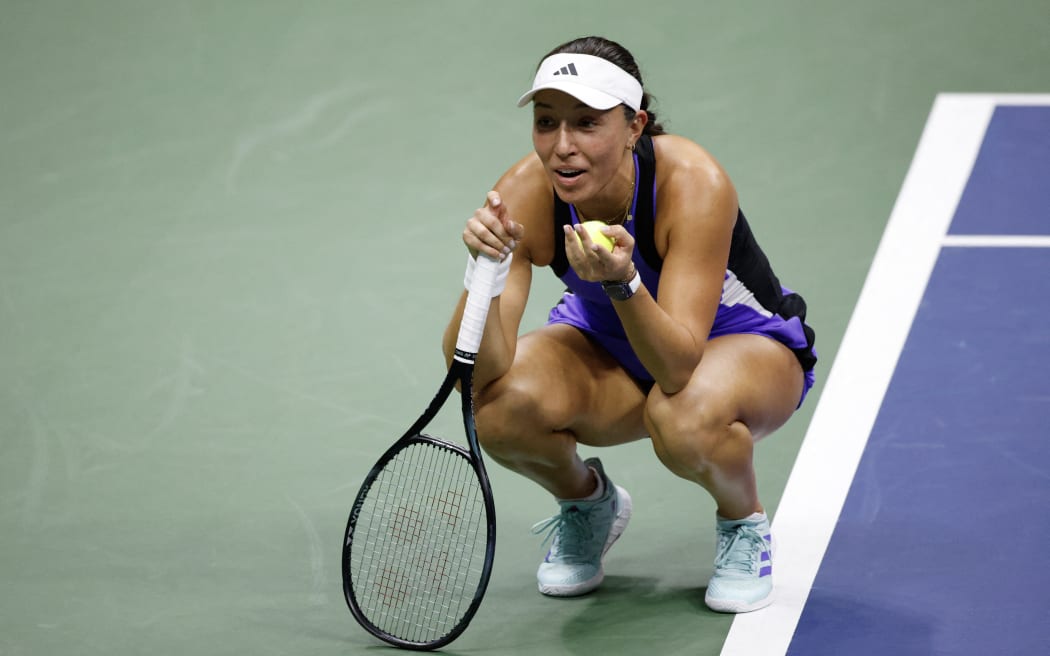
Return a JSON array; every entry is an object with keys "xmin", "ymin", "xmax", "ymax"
[
  {"xmin": 704, "ymin": 588, "xmax": 775, "ymax": 613},
  {"xmin": 538, "ymin": 485, "xmax": 633, "ymax": 597}
]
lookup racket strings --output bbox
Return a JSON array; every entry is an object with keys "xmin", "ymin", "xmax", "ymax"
[{"xmin": 349, "ymin": 440, "xmax": 487, "ymax": 643}]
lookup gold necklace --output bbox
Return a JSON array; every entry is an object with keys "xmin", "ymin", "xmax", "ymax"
[{"xmin": 576, "ymin": 178, "xmax": 635, "ymax": 225}]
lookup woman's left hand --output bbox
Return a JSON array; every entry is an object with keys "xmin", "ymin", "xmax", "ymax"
[{"xmin": 564, "ymin": 222, "xmax": 636, "ymax": 282}]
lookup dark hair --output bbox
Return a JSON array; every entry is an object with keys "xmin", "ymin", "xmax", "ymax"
[{"xmin": 542, "ymin": 36, "xmax": 666, "ymax": 136}]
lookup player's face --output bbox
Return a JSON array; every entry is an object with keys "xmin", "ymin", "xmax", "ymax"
[{"xmin": 531, "ymin": 90, "xmax": 635, "ymax": 210}]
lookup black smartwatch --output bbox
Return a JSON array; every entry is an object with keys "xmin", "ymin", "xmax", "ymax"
[{"xmin": 602, "ymin": 269, "xmax": 642, "ymax": 301}]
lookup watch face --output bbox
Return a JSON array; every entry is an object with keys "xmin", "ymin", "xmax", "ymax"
[
  {"xmin": 603, "ymin": 281, "xmax": 632, "ymax": 301},
  {"xmin": 603, "ymin": 270, "xmax": 640, "ymax": 301}
]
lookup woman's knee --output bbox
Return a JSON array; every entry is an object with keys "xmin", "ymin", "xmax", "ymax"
[
  {"xmin": 646, "ymin": 385, "xmax": 738, "ymax": 476},
  {"xmin": 473, "ymin": 371, "xmax": 557, "ymax": 455}
]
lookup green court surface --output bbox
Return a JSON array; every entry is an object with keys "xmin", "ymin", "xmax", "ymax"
[{"xmin": 1, "ymin": 2, "xmax": 1047, "ymax": 655}]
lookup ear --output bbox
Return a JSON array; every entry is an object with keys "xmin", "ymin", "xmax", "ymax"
[{"xmin": 628, "ymin": 110, "xmax": 648, "ymax": 145}]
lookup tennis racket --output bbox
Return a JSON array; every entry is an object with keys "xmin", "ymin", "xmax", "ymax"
[{"xmin": 342, "ymin": 254, "xmax": 501, "ymax": 651}]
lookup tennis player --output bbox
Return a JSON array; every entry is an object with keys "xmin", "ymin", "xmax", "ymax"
[{"xmin": 442, "ymin": 36, "xmax": 817, "ymax": 613}]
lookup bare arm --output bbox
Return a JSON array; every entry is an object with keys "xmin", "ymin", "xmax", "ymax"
[{"xmin": 442, "ymin": 156, "xmax": 551, "ymax": 390}]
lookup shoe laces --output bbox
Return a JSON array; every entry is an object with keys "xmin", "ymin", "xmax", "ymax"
[
  {"xmin": 531, "ymin": 505, "xmax": 597, "ymax": 556},
  {"xmin": 714, "ymin": 525, "xmax": 767, "ymax": 574}
]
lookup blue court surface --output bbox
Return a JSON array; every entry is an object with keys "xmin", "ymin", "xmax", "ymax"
[{"xmin": 721, "ymin": 95, "xmax": 1050, "ymax": 655}]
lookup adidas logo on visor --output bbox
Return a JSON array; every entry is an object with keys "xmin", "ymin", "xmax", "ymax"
[{"xmin": 517, "ymin": 53, "xmax": 643, "ymax": 111}]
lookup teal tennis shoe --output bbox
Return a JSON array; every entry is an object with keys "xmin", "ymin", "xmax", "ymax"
[
  {"xmin": 705, "ymin": 512, "xmax": 775, "ymax": 613},
  {"xmin": 532, "ymin": 458, "xmax": 632, "ymax": 597}
]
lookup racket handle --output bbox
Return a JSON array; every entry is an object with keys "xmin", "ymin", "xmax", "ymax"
[{"xmin": 456, "ymin": 254, "xmax": 500, "ymax": 357}]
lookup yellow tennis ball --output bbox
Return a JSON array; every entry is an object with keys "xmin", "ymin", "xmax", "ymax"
[{"xmin": 576, "ymin": 220, "xmax": 616, "ymax": 252}]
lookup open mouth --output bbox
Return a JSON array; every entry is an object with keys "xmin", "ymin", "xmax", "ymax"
[{"xmin": 555, "ymin": 168, "xmax": 585, "ymax": 181}]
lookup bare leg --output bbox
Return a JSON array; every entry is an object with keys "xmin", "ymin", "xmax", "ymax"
[
  {"xmin": 644, "ymin": 334, "xmax": 804, "ymax": 519},
  {"xmin": 473, "ymin": 324, "xmax": 647, "ymax": 499}
]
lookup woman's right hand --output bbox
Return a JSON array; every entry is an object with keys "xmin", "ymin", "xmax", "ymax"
[{"xmin": 463, "ymin": 190, "xmax": 524, "ymax": 261}]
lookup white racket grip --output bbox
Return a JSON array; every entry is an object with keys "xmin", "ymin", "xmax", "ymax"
[{"xmin": 456, "ymin": 254, "xmax": 501, "ymax": 356}]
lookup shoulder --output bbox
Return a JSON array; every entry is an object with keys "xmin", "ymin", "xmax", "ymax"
[
  {"xmin": 493, "ymin": 152, "xmax": 557, "ymax": 266},
  {"xmin": 649, "ymin": 135, "xmax": 738, "ymax": 254},
  {"xmin": 494, "ymin": 152, "xmax": 554, "ymax": 222},
  {"xmin": 497, "ymin": 152, "xmax": 549, "ymax": 193},
  {"xmin": 652, "ymin": 134, "xmax": 735, "ymax": 201}
]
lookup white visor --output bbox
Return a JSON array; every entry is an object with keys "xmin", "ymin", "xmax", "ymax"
[{"xmin": 516, "ymin": 53, "xmax": 643, "ymax": 111}]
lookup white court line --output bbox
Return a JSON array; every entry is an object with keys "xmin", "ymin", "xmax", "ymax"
[
  {"xmin": 943, "ymin": 234, "xmax": 1050, "ymax": 248},
  {"xmin": 719, "ymin": 93, "xmax": 1050, "ymax": 656}
]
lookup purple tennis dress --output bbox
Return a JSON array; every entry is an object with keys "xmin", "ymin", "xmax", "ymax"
[{"xmin": 545, "ymin": 135, "xmax": 817, "ymax": 406}]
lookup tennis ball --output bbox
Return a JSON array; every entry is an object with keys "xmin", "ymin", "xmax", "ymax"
[{"xmin": 576, "ymin": 220, "xmax": 615, "ymax": 252}]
